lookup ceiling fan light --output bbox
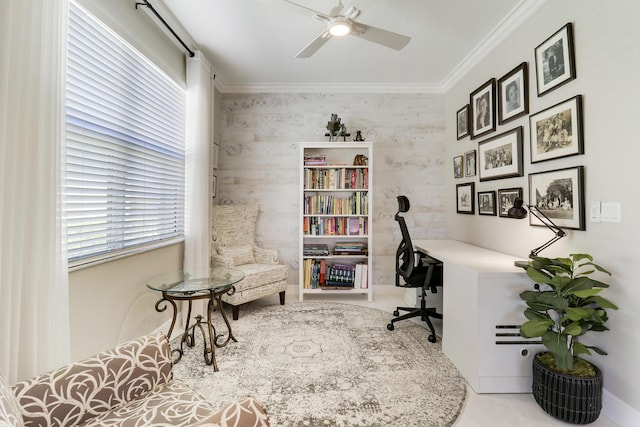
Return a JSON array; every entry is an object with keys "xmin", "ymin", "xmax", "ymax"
[{"xmin": 328, "ymin": 20, "xmax": 351, "ymax": 37}]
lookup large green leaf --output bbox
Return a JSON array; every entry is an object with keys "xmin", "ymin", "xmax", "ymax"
[
  {"xmin": 542, "ymin": 331, "xmax": 573, "ymax": 369},
  {"xmin": 563, "ymin": 321, "xmax": 583, "ymax": 336},
  {"xmin": 572, "ymin": 341, "xmax": 591, "ymax": 356},
  {"xmin": 565, "ymin": 306, "xmax": 592, "ymax": 321},
  {"xmin": 526, "ymin": 267, "xmax": 554, "ymax": 285},
  {"xmin": 586, "ymin": 295, "xmax": 619, "ymax": 310},
  {"xmin": 521, "ymin": 317, "xmax": 554, "ymax": 338},
  {"xmin": 572, "ymin": 288, "xmax": 603, "ymax": 298}
]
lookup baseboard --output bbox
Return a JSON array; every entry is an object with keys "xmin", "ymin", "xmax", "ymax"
[{"xmin": 603, "ymin": 389, "xmax": 640, "ymax": 427}]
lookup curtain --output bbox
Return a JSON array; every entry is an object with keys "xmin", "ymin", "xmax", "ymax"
[
  {"xmin": 0, "ymin": 0, "xmax": 71, "ymax": 382},
  {"xmin": 183, "ymin": 51, "xmax": 214, "ymax": 324}
]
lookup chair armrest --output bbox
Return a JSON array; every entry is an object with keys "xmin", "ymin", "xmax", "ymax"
[
  {"xmin": 193, "ymin": 397, "xmax": 270, "ymax": 426},
  {"xmin": 211, "ymin": 253, "xmax": 236, "ymax": 268},
  {"xmin": 254, "ymin": 247, "xmax": 280, "ymax": 264},
  {"xmin": 12, "ymin": 333, "xmax": 173, "ymax": 427}
]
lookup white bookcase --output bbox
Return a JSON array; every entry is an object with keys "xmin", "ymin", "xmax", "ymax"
[{"xmin": 299, "ymin": 142, "xmax": 373, "ymax": 302}]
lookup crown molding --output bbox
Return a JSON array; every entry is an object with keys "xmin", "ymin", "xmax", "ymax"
[
  {"xmin": 214, "ymin": 78, "xmax": 443, "ymax": 94},
  {"xmin": 440, "ymin": 0, "xmax": 547, "ymax": 92}
]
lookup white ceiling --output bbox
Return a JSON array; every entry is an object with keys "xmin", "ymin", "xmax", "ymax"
[{"xmin": 161, "ymin": 0, "xmax": 542, "ymax": 92}]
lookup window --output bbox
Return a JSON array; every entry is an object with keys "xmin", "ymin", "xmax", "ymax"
[{"xmin": 66, "ymin": 2, "xmax": 185, "ymax": 267}]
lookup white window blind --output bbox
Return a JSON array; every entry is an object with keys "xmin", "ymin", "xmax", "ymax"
[{"xmin": 66, "ymin": 2, "xmax": 185, "ymax": 265}]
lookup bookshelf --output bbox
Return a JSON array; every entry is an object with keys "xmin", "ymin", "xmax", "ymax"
[{"xmin": 299, "ymin": 142, "xmax": 373, "ymax": 302}]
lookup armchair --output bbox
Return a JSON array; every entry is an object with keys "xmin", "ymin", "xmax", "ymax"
[{"xmin": 211, "ymin": 203, "xmax": 288, "ymax": 320}]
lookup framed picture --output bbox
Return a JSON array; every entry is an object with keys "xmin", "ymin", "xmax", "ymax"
[
  {"xmin": 498, "ymin": 62, "xmax": 529, "ymax": 124},
  {"xmin": 478, "ymin": 191, "xmax": 497, "ymax": 216},
  {"xmin": 478, "ymin": 127, "xmax": 524, "ymax": 181},
  {"xmin": 535, "ymin": 23, "xmax": 576, "ymax": 96},
  {"xmin": 456, "ymin": 182, "xmax": 475, "ymax": 214},
  {"xmin": 212, "ymin": 175, "xmax": 217, "ymax": 199},
  {"xmin": 470, "ymin": 78, "xmax": 496, "ymax": 139},
  {"xmin": 212, "ymin": 143, "xmax": 219, "ymax": 169},
  {"xmin": 498, "ymin": 187, "xmax": 523, "ymax": 218},
  {"xmin": 456, "ymin": 104, "xmax": 470, "ymax": 140},
  {"xmin": 530, "ymin": 95, "xmax": 583, "ymax": 163},
  {"xmin": 528, "ymin": 166, "xmax": 585, "ymax": 230},
  {"xmin": 464, "ymin": 150, "xmax": 476, "ymax": 177},
  {"xmin": 453, "ymin": 155, "xmax": 463, "ymax": 178}
]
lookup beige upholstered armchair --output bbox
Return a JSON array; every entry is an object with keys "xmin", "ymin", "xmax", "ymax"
[{"xmin": 211, "ymin": 203, "xmax": 288, "ymax": 319}]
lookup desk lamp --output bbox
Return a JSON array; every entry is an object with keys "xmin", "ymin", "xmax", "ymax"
[{"xmin": 508, "ymin": 197, "xmax": 567, "ymax": 268}]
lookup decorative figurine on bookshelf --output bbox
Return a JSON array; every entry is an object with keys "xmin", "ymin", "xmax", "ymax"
[
  {"xmin": 353, "ymin": 130, "xmax": 365, "ymax": 141},
  {"xmin": 324, "ymin": 113, "xmax": 351, "ymax": 141},
  {"xmin": 353, "ymin": 154, "xmax": 368, "ymax": 166}
]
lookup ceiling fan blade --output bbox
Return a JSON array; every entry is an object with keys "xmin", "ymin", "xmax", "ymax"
[
  {"xmin": 351, "ymin": 22, "xmax": 411, "ymax": 50},
  {"xmin": 328, "ymin": 0, "xmax": 346, "ymax": 17},
  {"xmin": 281, "ymin": 0, "xmax": 330, "ymax": 20},
  {"xmin": 295, "ymin": 30, "xmax": 332, "ymax": 58}
]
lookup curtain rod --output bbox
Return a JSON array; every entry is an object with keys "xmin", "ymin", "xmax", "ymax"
[{"xmin": 136, "ymin": 0, "xmax": 195, "ymax": 58}]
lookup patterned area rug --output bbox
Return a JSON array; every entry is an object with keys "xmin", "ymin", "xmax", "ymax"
[{"xmin": 173, "ymin": 302, "xmax": 466, "ymax": 427}]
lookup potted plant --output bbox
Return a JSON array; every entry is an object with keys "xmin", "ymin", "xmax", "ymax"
[{"xmin": 519, "ymin": 253, "xmax": 618, "ymax": 424}]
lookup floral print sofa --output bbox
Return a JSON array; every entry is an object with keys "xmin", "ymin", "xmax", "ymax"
[{"xmin": 0, "ymin": 333, "xmax": 269, "ymax": 426}]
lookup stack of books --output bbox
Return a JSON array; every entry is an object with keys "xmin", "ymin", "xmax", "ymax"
[
  {"xmin": 332, "ymin": 241, "xmax": 368, "ymax": 256},
  {"xmin": 303, "ymin": 154, "xmax": 326, "ymax": 166},
  {"xmin": 303, "ymin": 243, "xmax": 329, "ymax": 257}
]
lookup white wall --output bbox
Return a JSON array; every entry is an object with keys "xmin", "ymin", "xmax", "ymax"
[
  {"xmin": 216, "ymin": 93, "xmax": 445, "ymax": 289},
  {"xmin": 444, "ymin": 0, "xmax": 640, "ymax": 422}
]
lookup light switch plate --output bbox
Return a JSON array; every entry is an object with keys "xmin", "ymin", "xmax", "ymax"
[{"xmin": 601, "ymin": 202, "xmax": 621, "ymax": 223}]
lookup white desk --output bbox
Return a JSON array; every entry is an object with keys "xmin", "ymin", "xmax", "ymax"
[{"xmin": 413, "ymin": 239, "xmax": 544, "ymax": 393}]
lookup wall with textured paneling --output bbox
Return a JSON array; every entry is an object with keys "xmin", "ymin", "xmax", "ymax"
[{"xmin": 215, "ymin": 92, "xmax": 445, "ymax": 290}]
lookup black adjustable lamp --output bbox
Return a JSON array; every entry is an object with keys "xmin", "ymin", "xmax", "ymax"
[{"xmin": 508, "ymin": 197, "xmax": 567, "ymax": 268}]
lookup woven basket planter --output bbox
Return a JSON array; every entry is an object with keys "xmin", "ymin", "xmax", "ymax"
[{"xmin": 532, "ymin": 353, "xmax": 603, "ymax": 424}]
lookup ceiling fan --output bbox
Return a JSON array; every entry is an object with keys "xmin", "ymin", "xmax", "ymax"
[{"xmin": 281, "ymin": 0, "xmax": 411, "ymax": 58}]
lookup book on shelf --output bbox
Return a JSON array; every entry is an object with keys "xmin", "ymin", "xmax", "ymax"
[
  {"xmin": 303, "ymin": 243, "xmax": 329, "ymax": 256},
  {"xmin": 304, "ymin": 154, "xmax": 326, "ymax": 166}
]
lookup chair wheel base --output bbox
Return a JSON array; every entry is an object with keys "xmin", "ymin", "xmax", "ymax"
[
  {"xmin": 387, "ymin": 323, "xmax": 394, "ymax": 331},
  {"xmin": 393, "ymin": 310, "xmax": 399, "ymax": 316},
  {"xmin": 428, "ymin": 334, "xmax": 437, "ymax": 343}
]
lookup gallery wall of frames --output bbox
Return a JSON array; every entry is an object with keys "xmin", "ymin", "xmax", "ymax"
[{"xmin": 454, "ymin": 23, "xmax": 585, "ymax": 232}]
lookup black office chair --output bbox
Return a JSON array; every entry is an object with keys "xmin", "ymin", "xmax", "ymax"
[{"xmin": 386, "ymin": 195, "xmax": 443, "ymax": 343}]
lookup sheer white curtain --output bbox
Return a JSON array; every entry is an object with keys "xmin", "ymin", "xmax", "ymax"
[
  {"xmin": 0, "ymin": 0, "xmax": 71, "ymax": 382},
  {"xmin": 183, "ymin": 51, "xmax": 214, "ymax": 322}
]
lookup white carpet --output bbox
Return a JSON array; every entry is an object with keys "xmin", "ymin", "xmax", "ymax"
[{"xmin": 173, "ymin": 301, "xmax": 466, "ymax": 426}]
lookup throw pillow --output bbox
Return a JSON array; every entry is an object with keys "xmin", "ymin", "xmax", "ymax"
[{"xmin": 218, "ymin": 245, "xmax": 255, "ymax": 265}]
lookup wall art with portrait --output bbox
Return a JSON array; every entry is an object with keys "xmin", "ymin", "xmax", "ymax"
[
  {"xmin": 456, "ymin": 104, "xmax": 470, "ymax": 140},
  {"xmin": 498, "ymin": 62, "xmax": 528, "ymax": 124},
  {"xmin": 528, "ymin": 166, "xmax": 585, "ymax": 230},
  {"xmin": 470, "ymin": 78, "xmax": 496, "ymax": 139},
  {"xmin": 535, "ymin": 23, "xmax": 576, "ymax": 96},
  {"xmin": 478, "ymin": 127, "xmax": 524, "ymax": 181},
  {"xmin": 464, "ymin": 149, "xmax": 476, "ymax": 177},
  {"xmin": 456, "ymin": 182, "xmax": 475, "ymax": 214},
  {"xmin": 453, "ymin": 155, "xmax": 463, "ymax": 178},
  {"xmin": 498, "ymin": 187, "xmax": 523, "ymax": 218},
  {"xmin": 529, "ymin": 95, "xmax": 583, "ymax": 163},
  {"xmin": 478, "ymin": 191, "xmax": 496, "ymax": 216}
]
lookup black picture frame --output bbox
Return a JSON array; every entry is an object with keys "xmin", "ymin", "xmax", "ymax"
[
  {"xmin": 528, "ymin": 166, "xmax": 585, "ymax": 230},
  {"xmin": 456, "ymin": 182, "xmax": 475, "ymax": 214},
  {"xmin": 456, "ymin": 104, "xmax": 470, "ymax": 140},
  {"xmin": 470, "ymin": 78, "xmax": 496, "ymax": 139},
  {"xmin": 464, "ymin": 150, "xmax": 476, "ymax": 177},
  {"xmin": 535, "ymin": 23, "xmax": 576, "ymax": 96},
  {"xmin": 478, "ymin": 127, "xmax": 524, "ymax": 182},
  {"xmin": 453, "ymin": 155, "xmax": 463, "ymax": 178},
  {"xmin": 529, "ymin": 95, "xmax": 584, "ymax": 163},
  {"xmin": 498, "ymin": 62, "xmax": 529, "ymax": 124},
  {"xmin": 478, "ymin": 191, "xmax": 497, "ymax": 216},
  {"xmin": 498, "ymin": 187, "xmax": 523, "ymax": 218}
]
